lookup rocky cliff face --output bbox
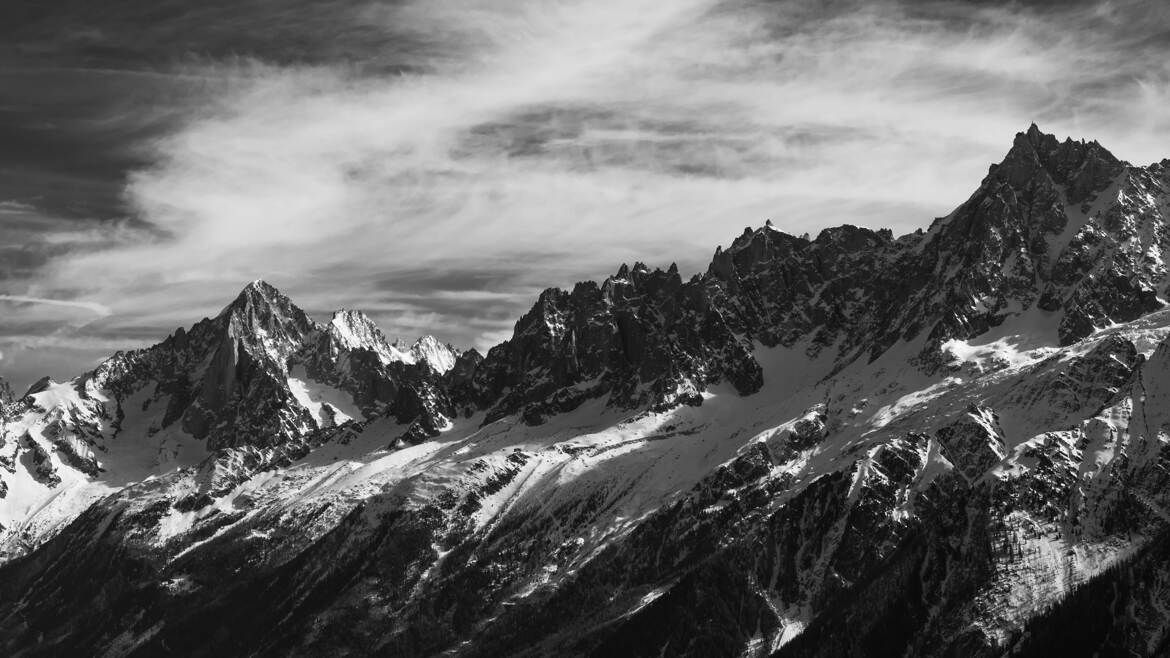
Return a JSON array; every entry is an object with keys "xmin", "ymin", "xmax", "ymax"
[{"xmin": 1, "ymin": 126, "xmax": 1170, "ymax": 657}]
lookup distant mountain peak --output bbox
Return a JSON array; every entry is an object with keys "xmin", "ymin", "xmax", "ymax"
[
  {"xmin": 329, "ymin": 309, "xmax": 390, "ymax": 351},
  {"xmin": 410, "ymin": 335, "xmax": 459, "ymax": 374},
  {"xmin": 224, "ymin": 278, "xmax": 285, "ymax": 309},
  {"xmin": 243, "ymin": 278, "xmax": 278, "ymax": 293},
  {"xmin": 216, "ymin": 279, "xmax": 316, "ymax": 357}
]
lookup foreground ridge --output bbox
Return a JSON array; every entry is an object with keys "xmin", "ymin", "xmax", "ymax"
[{"xmin": 1, "ymin": 126, "xmax": 1170, "ymax": 657}]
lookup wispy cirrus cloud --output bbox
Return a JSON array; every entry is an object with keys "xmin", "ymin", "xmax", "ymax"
[
  {"xmin": 2, "ymin": 0, "xmax": 1169, "ymax": 389},
  {"xmin": 0, "ymin": 295, "xmax": 110, "ymax": 316}
]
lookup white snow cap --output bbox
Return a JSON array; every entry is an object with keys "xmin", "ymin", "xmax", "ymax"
[
  {"xmin": 329, "ymin": 310, "xmax": 414, "ymax": 365},
  {"xmin": 411, "ymin": 335, "xmax": 458, "ymax": 374},
  {"xmin": 329, "ymin": 310, "xmax": 458, "ymax": 373}
]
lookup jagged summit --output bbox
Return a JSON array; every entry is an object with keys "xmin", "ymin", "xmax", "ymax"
[
  {"xmin": 208, "ymin": 283, "xmax": 460, "ymax": 373},
  {"xmin": 240, "ymin": 278, "xmax": 280, "ymax": 296},
  {"xmin": 995, "ymin": 123, "xmax": 1125, "ymax": 203},
  {"xmin": 462, "ymin": 126, "xmax": 1168, "ymax": 425},
  {"xmin": 329, "ymin": 308, "xmax": 399, "ymax": 356},
  {"xmin": 5, "ymin": 278, "xmax": 471, "ymax": 463},
  {"xmin": 221, "ymin": 279, "xmax": 285, "ymax": 313},
  {"xmin": 206, "ymin": 280, "xmax": 317, "ymax": 381},
  {"xmin": 409, "ymin": 335, "xmax": 459, "ymax": 374},
  {"xmin": 219, "ymin": 278, "xmax": 310, "ymax": 330},
  {"xmin": 328, "ymin": 309, "xmax": 459, "ymax": 374}
]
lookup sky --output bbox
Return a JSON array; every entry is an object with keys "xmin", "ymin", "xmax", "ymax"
[{"xmin": 1, "ymin": 0, "xmax": 1169, "ymax": 391}]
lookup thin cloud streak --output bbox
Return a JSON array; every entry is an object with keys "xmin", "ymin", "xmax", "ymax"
[{"xmin": 0, "ymin": 295, "xmax": 112, "ymax": 317}]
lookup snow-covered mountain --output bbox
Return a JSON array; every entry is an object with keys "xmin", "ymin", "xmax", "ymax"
[
  {"xmin": 2, "ymin": 126, "xmax": 1170, "ymax": 657},
  {"xmin": 0, "ymin": 282, "xmax": 463, "ymax": 557}
]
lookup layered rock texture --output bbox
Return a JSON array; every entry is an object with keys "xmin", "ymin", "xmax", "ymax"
[{"xmin": 2, "ymin": 126, "xmax": 1170, "ymax": 657}]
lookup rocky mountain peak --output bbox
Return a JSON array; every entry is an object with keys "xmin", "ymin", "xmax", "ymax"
[
  {"xmin": 995, "ymin": 123, "xmax": 1124, "ymax": 203},
  {"xmin": 410, "ymin": 335, "xmax": 459, "ymax": 374},
  {"xmin": 218, "ymin": 280, "xmax": 316, "ymax": 350},
  {"xmin": 814, "ymin": 224, "xmax": 893, "ymax": 251},
  {"xmin": 328, "ymin": 308, "xmax": 398, "ymax": 357},
  {"xmin": 223, "ymin": 279, "xmax": 286, "ymax": 313}
]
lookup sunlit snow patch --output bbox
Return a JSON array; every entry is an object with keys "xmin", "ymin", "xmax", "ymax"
[
  {"xmin": 942, "ymin": 312, "xmax": 1064, "ymax": 377},
  {"xmin": 286, "ymin": 365, "xmax": 362, "ymax": 425}
]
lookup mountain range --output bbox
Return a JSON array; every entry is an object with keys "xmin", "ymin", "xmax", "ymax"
[{"xmin": 2, "ymin": 125, "xmax": 1170, "ymax": 656}]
